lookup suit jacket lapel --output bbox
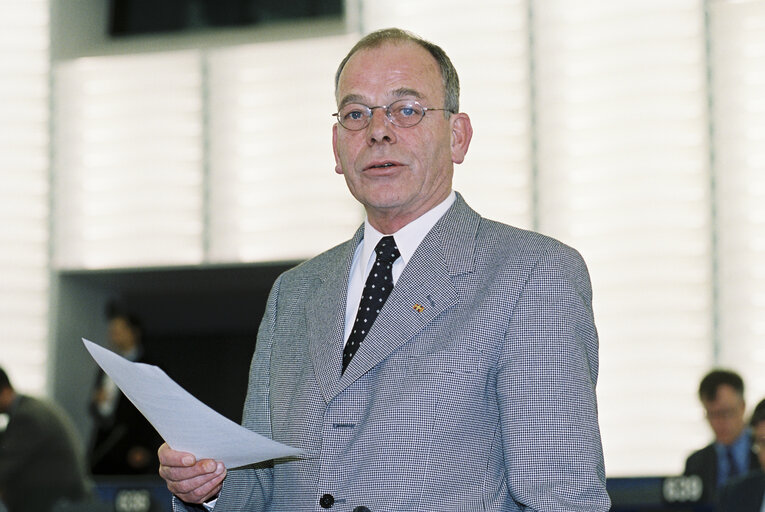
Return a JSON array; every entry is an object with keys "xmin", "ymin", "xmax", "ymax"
[
  {"xmin": 338, "ymin": 195, "xmax": 480, "ymax": 389},
  {"xmin": 307, "ymin": 226, "xmax": 364, "ymax": 403}
]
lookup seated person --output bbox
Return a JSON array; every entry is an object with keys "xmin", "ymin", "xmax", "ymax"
[
  {"xmin": 0, "ymin": 366, "xmax": 90, "ymax": 512},
  {"xmin": 717, "ymin": 398, "xmax": 765, "ymax": 512},
  {"xmin": 684, "ymin": 369, "xmax": 759, "ymax": 504}
]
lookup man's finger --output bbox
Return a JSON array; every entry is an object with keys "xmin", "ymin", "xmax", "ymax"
[
  {"xmin": 158, "ymin": 443, "xmax": 197, "ymax": 467},
  {"xmin": 166, "ymin": 463, "xmax": 226, "ymax": 504}
]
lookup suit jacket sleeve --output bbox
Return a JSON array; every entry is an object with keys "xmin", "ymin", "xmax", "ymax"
[{"xmin": 498, "ymin": 241, "xmax": 609, "ymax": 511}]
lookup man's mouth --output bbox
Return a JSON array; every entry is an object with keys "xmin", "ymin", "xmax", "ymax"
[{"xmin": 365, "ymin": 161, "xmax": 400, "ymax": 170}]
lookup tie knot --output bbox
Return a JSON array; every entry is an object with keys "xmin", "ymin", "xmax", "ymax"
[{"xmin": 375, "ymin": 236, "xmax": 400, "ymax": 266}]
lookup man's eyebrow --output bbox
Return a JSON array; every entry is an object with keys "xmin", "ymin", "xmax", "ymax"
[
  {"xmin": 337, "ymin": 88, "xmax": 424, "ymax": 109},
  {"xmin": 391, "ymin": 88, "xmax": 423, "ymax": 99},
  {"xmin": 338, "ymin": 94, "xmax": 366, "ymax": 109}
]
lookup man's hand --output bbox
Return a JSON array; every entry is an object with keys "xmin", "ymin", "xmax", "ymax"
[{"xmin": 158, "ymin": 443, "xmax": 226, "ymax": 504}]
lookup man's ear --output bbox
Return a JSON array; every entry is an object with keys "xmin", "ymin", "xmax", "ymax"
[
  {"xmin": 450, "ymin": 113, "xmax": 473, "ymax": 164},
  {"xmin": 332, "ymin": 123, "xmax": 344, "ymax": 174}
]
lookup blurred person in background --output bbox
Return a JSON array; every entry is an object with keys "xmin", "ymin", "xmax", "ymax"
[
  {"xmin": 685, "ymin": 369, "xmax": 759, "ymax": 504},
  {"xmin": 0, "ymin": 366, "xmax": 90, "ymax": 512},
  {"xmin": 717, "ymin": 397, "xmax": 765, "ymax": 512},
  {"xmin": 88, "ymin": 302, "xmax": 162, "ymax": 475}
]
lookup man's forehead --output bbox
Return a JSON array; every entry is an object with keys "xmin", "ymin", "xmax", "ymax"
[
  {"xmin": 703, "ymin": 389, "xmax": 744, "ymax": 407},
  {"xmin": 336, "ymin": 42, "xmax": 442, "ymax": 105}
]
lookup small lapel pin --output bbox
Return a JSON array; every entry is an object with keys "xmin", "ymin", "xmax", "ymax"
[{"xmin": 413, "ymin": 303, "xmax": 424, "ymax": 313}]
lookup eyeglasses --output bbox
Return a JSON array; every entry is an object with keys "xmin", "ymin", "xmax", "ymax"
[{"xmin": 332, "ymin": 99, "xmax": 454, "ymax": 131}]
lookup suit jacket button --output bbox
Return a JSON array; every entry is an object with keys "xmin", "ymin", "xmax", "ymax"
[
  {"xmin": 319, "ymin": 494, "xmax": 334, "ymax": 508},
  {"xmin": 352, "ymin": 507, "xmax": 371, "ymax": 512}
]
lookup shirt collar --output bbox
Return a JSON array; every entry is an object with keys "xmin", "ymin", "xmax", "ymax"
[
  {"xmin": 715, "ymin": 427, "xmax": 752, "ymax": 455},
  {"xmin": 361, "ymin": 191, "xmax": 456, "ymax": 267}
]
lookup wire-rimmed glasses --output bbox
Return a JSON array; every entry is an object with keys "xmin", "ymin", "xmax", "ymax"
[{"xmin": 333, "ymin": 99, "xmax": 454, "ymax": 130}]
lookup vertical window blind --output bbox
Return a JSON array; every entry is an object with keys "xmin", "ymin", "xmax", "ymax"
[
  {"xmin": 52, "ymin": 51, "xmax": 204, "ymax": 269},
  {"xmin": 709, "ymin": 0, "xmax": 765, "ymax": 410},
  {"xmin": 532, "ymin": 0, "xmax": 714, "ymax": 475},
  {"xmin": 0, "ymin": 0, "xmax": 50, "ymax": 396}
]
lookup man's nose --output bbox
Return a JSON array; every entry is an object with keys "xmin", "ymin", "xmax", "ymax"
[{"xmin": 366, "ymin": 108, "xmax": 396, "ymax": 144}]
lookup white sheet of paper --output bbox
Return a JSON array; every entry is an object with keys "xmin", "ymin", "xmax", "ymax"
[{"xmin": 82, "ymin": 338, "xmax": 303, "ymax": 469}]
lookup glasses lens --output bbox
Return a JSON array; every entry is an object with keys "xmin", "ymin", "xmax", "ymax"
[
  {"xmin": 337, "ymin": 104, "xmax": 370, "ymax": 130},
  {"xmin": 389, "ymin": 100, "xmax": 425, "ymax": 127}
]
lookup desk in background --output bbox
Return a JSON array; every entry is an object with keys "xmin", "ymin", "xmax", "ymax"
[
  {"xmin": 608, "ymin": 476, "xmax": 712, "ymax": 512},
  {"xmin": 93, "ymin": 476, "xmax": 171, "ymax": 512},
  {"xmin": 59, "ymin": 474, "xmax": 708, "ymax": 512}
]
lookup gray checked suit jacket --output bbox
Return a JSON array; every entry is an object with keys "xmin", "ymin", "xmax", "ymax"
[{"xmin": 183, "ymin": 193, "xmax": 610, "ymax": 512}]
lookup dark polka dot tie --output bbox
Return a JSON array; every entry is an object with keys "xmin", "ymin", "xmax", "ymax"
[{"xmin": 342, "ymin": 236, "xmax": 400, "ymax": 373}]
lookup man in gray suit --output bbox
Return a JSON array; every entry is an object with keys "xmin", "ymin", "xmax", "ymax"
[{"xmin": 159, "ymin": 28, "xmax": 610, "ymax": 511}]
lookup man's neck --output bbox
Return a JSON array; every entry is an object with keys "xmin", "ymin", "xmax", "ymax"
[
  {"xmin": 366, "ymin": 191, "xmax": 454, "ymax": 234},
  {"xmin": 718, "ymin": 427, "xmax": 749, "ymax": 447}
]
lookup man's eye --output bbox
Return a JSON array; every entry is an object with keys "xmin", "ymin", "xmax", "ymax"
[
  {"xmin": 345, "ymin": 110, "xmax": 364, "ymax": 120},
  {"xmin": 394, "ymin": 104, "xmax": 422, "ymax": 117}
]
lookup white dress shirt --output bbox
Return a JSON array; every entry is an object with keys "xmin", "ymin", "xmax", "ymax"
[{"xmin": 343, "ymin": 191, "xmax": 456, "ymax": 344}]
